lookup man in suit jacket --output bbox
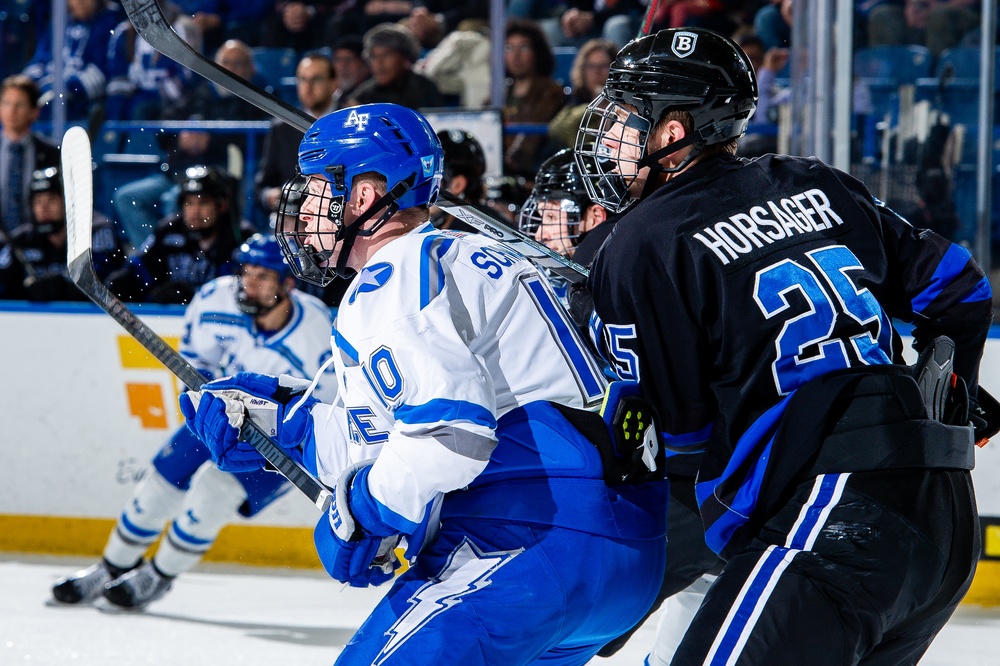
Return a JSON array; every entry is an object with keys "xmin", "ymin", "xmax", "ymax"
[{"xmin": 0, "ymin": 75, "xmax": 59, "ymax": 236}]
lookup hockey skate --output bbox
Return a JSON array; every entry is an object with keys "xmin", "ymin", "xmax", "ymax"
[
  {"xmin": 103, "ymin": 560, "xmax": 173, "ymax": 609},
  {"xmin": 52, "ymin": 560, "xmax": 122, "ymax": 604}
]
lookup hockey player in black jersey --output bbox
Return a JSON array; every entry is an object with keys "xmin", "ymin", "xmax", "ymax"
[{"xmin": 573, "ymin": 28, "xmax": 994, "ymax": 665}]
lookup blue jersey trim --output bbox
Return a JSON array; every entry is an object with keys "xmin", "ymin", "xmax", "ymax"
[
  {"xmin": 333, "ymin": 327, "xmax": 360, "ymax": 364},
  {"xmin": 697, "ymin": 393, "xmax": 792, "ymax": 554},
  {"xmin": 264, "ymin": 297, "xmax": 305, "ymax": 346},
  {"xmin": 199, "ymin": 312, "xmax": 249, "ymax": 328},
  {"xmin": 661, "ymin": 423, "xmax": 712, "ymax": 454},
  {"xmin": 963, "ymin": 276, "xmax": 993, "ymax": 303},
  {"xmin": 911, "ymin": 244, "xmax": 974, "ymax": 313},
  {"xmin": 419, "ymin": 234, "xmax": 455, "ymax": 310},
  {"xmin": 395, "ymin": 398, "xmax": 497, "ymax": 429},
  {"xmin": 524, "ymin": 277, "xmax": 604, "ymax": 399}
]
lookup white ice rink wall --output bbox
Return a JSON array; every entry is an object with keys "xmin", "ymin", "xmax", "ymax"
[{"xmin": 1, "ymin": 303, "xmax": 999, "ymax": 603}]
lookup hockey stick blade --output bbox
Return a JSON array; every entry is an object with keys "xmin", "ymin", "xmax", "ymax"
[
  {"xmin": 437, "ymin": 192, "xmax": 589, "ymax": 285},
  {"xmin": 62, "ymin": 126, "xmax": 331, "ymax": 512},
  {"xmin": 122, "ymin": 0, "xmax": 589, "ymax": 286},
  {"xmin": 121, "ymin": 0, "xmax": 311, "ymax": 133}
]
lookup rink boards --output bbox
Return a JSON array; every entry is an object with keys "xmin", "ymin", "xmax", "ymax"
[{"xmin": 1, "ymin": 302, "xmax": 999, "ymax": 604}]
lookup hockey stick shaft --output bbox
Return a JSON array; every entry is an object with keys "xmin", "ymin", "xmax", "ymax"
[
  {"xmin": 61, "ymin": 126, "xmax": 332, "ymax": 512},
  {"xmin": 121, "ymin": 0, "xmax": 590, "ymax": 285},
  {"xmin": 436, "ymin": 192, "xmax": 589, "ymax": 283},
  {"xmin": 638, "ymin": 0, "xmax": 664, "ymax": 37},
  {"xmin": 123, "ymin": 0, "xmax": 312, "ymax": 133}
]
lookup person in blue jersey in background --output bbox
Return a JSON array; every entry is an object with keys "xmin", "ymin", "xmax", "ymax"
[
  {"xmin": 181, "ymin": 102, "xmax": 667, "ymax": 665},
  {"xmin": 53, "ymin": 234, "xmax": 336, "ymax": 609},
  {"xmin": 572, "ymin": 27, "xmax": 995, "ymax": 665}
]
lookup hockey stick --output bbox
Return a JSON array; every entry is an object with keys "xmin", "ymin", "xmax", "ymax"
[
  {"xmin": 120, "ymin": 0, "xmax": 590, "ymax": 285},
  {"xmin": 436, "ymin": 191, "xmax": 589, "ymax": 283},
  {"xmin": 638, "ymin": 0, "xmax": 664, "ymax": 38},
  {"xmin": 61, "ymin": 126, "xmax": 333, "ymax": 513}
]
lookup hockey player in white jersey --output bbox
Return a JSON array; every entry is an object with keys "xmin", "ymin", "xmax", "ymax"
[
  {"xmin": 181, "ymin": 103, "xmax": 668, "ymax": 665},
  {"xmin": 52, "ymin": 234, "xmax": 336, "ymax": 609}
]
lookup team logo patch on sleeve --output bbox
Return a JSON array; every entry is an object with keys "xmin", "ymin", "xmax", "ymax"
[{"xmin": 349, "ymin": 262, "xmax": 394, "ymax": 304}]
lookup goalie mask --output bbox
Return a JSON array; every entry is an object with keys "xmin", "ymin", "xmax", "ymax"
[
  {"xmin": 575, "ymin": 28, "xmax": 757, "ymax": 213},
  {"xmin": 518, "ymin": 149, "xmax": 592, "ymax": 258},
  {"xmin": 276, "ymin": 103, "xmax": 444, "ymax": 285},
  {"xmin": 235, "ymin": 233, "xmax": 292, "ymax": 316}
]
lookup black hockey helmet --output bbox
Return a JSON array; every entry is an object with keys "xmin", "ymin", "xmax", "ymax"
[
  {"xmin": 607, "ymin": 29, "xmax": 757, "ymax": 147},
  {"xmin": 29, "ymin": 166, "xmax": 62, "ymax": 196},
  {"xmin": 437, "ymin": 129, "xmax": 486, "ymax": 200},
  {"xmin": 518, "ymin": 149, "xmax": 593, "ymax": 256},
  {"xmin": 29, "ymin": 166, "xmax": 65, "ymax": 234},
  {"xmin": 575, "ymin": 28, "xmax": 758, "ymax": 212},
  {"xmin": 177, "ymin": 165, "xmax": 231, "ymax": 204}
]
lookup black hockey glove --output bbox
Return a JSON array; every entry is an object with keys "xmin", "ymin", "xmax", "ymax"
[{"xmin": 568, "ymin": 282, "xmax": 594, "ymax": 331}]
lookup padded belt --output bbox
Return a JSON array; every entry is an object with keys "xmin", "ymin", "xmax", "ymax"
[{"xmin": 807, "ymin": 372, "xmax": 975, "ymax": 475}]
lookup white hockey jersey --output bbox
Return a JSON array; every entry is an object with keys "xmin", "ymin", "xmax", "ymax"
[
  {"xmin": 180, "ymin": 275, "xmax": 337, "ymax": 402},
  {"xmin": 310, "ymin": 223, "xmax": 607, "ymax": 531}
]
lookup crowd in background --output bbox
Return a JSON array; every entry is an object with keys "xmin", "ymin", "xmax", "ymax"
[{"xmin": 0, "ymin": 0, "xmax": 994, "ymax": 306}]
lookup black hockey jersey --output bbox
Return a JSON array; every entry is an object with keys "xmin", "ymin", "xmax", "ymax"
[{"xmin": 588, "ymin": 153, "xmax": 993, "ymax": 556}]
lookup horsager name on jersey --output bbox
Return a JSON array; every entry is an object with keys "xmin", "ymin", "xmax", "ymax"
[{"xmin": 692, "ymin": 188, "xmax": 844, "ymax": 266}]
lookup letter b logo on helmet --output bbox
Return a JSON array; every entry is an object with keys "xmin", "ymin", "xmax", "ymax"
[{"xmin": 670, "ymin": 31, "xmax": 698, "ymax": 58}]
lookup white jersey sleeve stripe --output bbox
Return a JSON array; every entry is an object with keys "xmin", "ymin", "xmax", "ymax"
[
  {"xmin": 199, "ymin": 312, "xmax": 248, "ymax": 329},
  {"xmin": 522, "ymin": 276, "xmax": 605, "ymax": 402},
  {"xmin": 419, "ymin": 234, "xmax": 456, "ymax": 309},
  {"xmin": 395, "ymin": 398, "xmax": 497, "ymax": 429},
  {"xmin": 333, "ymin": 327, "xmax": 360, "ymax": 364}
]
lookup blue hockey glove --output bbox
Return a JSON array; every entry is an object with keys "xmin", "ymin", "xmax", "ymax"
[
  {"xmin": 313, "ymin": 461, "xmax": 401, "ymax": 588},
  {"xmin": 179, "ymin": 372, "xmax": 317, "ymax": 473}
]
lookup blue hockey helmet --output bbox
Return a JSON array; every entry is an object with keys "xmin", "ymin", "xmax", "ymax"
[
  {"xmin": 236, "ymin": 233, "xmax": 290, "ymax": 277},
  {"xmin": 276, "ymin": 103, "xmax": 444, "ymax": 285}
]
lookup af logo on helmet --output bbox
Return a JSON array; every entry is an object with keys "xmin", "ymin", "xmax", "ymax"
[
  {"xmin": 344, "ymin": 109, "xmax": 370, "ymax": 131},
  {"xmin": 671, "ymin": 31, "xmax": 698, "ymax": 58}
]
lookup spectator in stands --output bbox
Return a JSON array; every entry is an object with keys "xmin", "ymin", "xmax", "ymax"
[
  {"xmin": 545, "ymin": 38, "xmax": 617, "ymax": 155},
  {"xmin": 22, "ymin": 0, "xmax": 123, "ymax": 122},
  {"xmin": 867, "ymin": 0, "xmax": 979, "ymax": 57},
  {"xmin": 502, "ymin": 19, "xmax": 567, "ymax": 181},
  {"xmin": 0, "ymin": 166, "xmax": 126, "ymax": 301},
  {"xmin": 171, "ymin": 0, "xmax": 271, "ymax": 52},
  {"xmin": 112, "ymin": 39, "xmax": 269, "ymax": 248},
  {"xmin": 0, "ymin": 0, "xmax": 44, "ymax": 80},
  {"xmin": 259, "ymin": 0, "xmax": 328, "ymax": 54},
  {"xmin": 534, "ymin": 0, "xmax": 645, "ymax": 50},
  {"xmin": 735, "ymin": 31, "xmax": 788, "ymax": 158},
  {"xmin": 409, "ymin": 1, "xmax": 488, "ymax": 39},
  {"xmin": 346, "ymin": 22, "xmax": 445, "ymax": 109},
  {"xmin": 0, "ymin": 75, "xmax": 59, "ymax": 236},
  {"xmin": 105, "ymin": 2, "xmax": 200, "ymax": 121},
  {"xmin": 648, "ymin": 0, "xmax": 740, "ymax": 36},
  {"xmin": 754, "ymin": 0, "xmax": 793, "ymax": 50},
  {"xmin": 255, "ymin": 51, "xmax": 336, "ymax": 221},
  {"xmin": 414, "ymin": 19, "xmax": 491, "ymax": 108},
  {"xmin": 323, "ymin": 0, "xmax": 413, "ymax": 47},
  {"xmin": 431, "ymin": 128, "xmax": 488, "ymax": 232},
  {"xmin": 109, "ymin": 165, "xmax": 254, "ymax": 304},
  {"xmin": 331, "ymin": 34, "xmax": 370, "ymax": 110}
]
